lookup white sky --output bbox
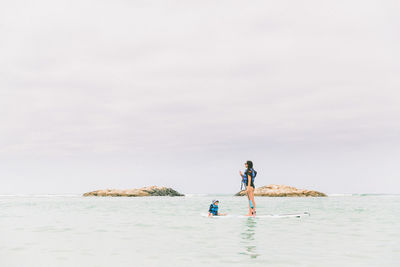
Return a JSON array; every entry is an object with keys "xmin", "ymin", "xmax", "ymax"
[{"xmin": 1, "ymin": 0, "xmax": 399, "ymax": 194}]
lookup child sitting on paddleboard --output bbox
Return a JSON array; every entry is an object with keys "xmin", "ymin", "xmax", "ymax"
[{"xmin": 208, "ymin": 200, "xmax": 226, "ymax": 217}]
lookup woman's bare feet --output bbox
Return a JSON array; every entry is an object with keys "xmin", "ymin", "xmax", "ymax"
[{"xmin": 245, "ymin": 211, "xmax": 256, "ymax": 217}]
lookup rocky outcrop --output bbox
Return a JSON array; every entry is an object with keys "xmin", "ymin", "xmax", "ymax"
[
  {"xmin": 235, "ymin": 184, "xmax": 327, "ymax": 197},
  {"xmin": 83, "ymin": 186, "xmax": 184, "ymax": 197}
]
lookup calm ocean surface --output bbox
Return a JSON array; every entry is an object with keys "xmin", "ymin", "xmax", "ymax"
[{"xmin": 0, "ymin": 195, "xmax": 399, "ymax": 267}]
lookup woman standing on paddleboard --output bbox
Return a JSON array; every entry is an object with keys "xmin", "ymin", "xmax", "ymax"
[{"xmin": 240, "ymin": 160, "xmax": 257, "ymax": 216}]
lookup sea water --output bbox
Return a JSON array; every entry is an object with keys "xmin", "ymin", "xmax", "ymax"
[{"xmin": 0, "ymin": 195, "xmax": 399, "ymax": 267}]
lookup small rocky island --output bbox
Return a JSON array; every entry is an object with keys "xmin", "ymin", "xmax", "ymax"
[
  {"xmin": 235, "ymin": 184, "xmax": 327, "ymax": 197},
  {"xmin": 83, "ymin": 186, "xmax": 184, "ymax": 197}
]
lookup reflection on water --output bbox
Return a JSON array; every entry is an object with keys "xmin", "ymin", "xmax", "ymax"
[{"xmin": 239, "ymin": 218, "xmax": 260, "ymax": 259}]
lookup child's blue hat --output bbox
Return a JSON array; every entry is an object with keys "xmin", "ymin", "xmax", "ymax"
[{"xmin": 212, "ymin": 199, "xmax": 219, "ymax": 204}]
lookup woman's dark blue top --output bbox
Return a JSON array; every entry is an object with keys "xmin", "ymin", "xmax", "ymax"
[{"xmin": 243, "ymin": 168, "xmax": 257, "ymax": 188}]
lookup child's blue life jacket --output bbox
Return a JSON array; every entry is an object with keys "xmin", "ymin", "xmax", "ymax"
[
  {"xmin": 242, "ymin": 168, "xmax": 257, "ymax": 185},
  {"xmin": 209, "ymin": 204, "xmax": 218, "ymax": 215}
]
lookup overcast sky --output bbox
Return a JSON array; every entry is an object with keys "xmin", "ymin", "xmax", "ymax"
[{"xmin": 1, "ymin": 0, "xmax": 399, "ymax": 195}]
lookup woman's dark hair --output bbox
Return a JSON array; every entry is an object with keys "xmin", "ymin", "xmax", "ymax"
[{"xmin": 246, "ymin": 160, "xmax": 253, "ymax": 169}]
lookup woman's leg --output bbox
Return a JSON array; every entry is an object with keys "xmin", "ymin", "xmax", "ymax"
[
  {"xmin": 249, "ymin": 187, "xmax": 256, "ymax": 214},
  {"xmin": 247, "ymin": 196, "xmax": 253, "ymax": 215},
  {"xmin": 246, "ymin": 187, "xmax": 252, "ymax": 215}
]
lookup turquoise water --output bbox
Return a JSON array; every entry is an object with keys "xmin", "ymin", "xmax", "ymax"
[{"xmin": 0, "ymin": 195, "xmax": 399, "ymax": 267}]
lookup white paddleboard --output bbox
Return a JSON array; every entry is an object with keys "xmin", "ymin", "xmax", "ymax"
[
  {"xmin": 238, "ymin": 212, "xmax": 310, "ymax": 218},
  {"xmin": 202, "ymin": 212, "xmax": 310, "ymax": 218},
  {"xmin": 201, "ymin": 213, "xmax": 232, "ymax": 218}
]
